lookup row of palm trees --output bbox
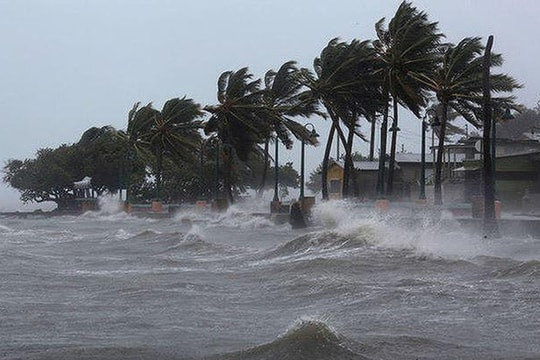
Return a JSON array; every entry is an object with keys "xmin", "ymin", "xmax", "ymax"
[{"xmin": 122, "ymin": 1, "xmax": 521, "ymax": 205}]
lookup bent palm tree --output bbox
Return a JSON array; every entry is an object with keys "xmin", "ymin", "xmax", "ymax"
[
  {"xmin": 413, "ymin": 37, "xmax": 522, "ymax": 204},
  {"xmin": 374, "ymin": 1, "xmax": 443, "ymax": 196},
  {"xmin": 204, "ymin": 68, "xmax": 268, "ymax": 203},
  {"xmin": 130, "ymin": 98, "xmax": 204, "ymax": 200},
  {"xmin": 298, "ymin": 38, "xmax": 383, "ymax": 199},
  {"xmin": 259, "ymin": 61, "xmax": 320, "ymax": 197}
]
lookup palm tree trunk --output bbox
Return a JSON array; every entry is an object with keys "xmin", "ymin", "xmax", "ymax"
[
  {"xmin": 482, "ymin": 35, "xmax": 498, "ymax": 236},
  {"xmin": 321, "ymin": 123, "xmax": 336, "ymax": 200},
  {"xmin": 434, "ymin": 101, "xmax": 449, "ymax": 205},
  {"xmin": 156, "ymin": 144, "xmax": 163, "ymax": 201},
  {"xmin": 257, "ymin": 138, "xmax": 270, "ymax": 197},
  {"xmin": 342, "ymin": 119, "xmax": 355, "ymax": 198},
  {"xmin": 377, "ymin": 91, "xmax": 390, "ymax": 197},
  {"xmin": 224, "ymin": 146, "xmax": 234, "ymax": 204},
  {"xmin": 324, "ymin": 105, "xmax": 348, "ymax": 153},
  {"xmin": 387, "ymin": 97, "xmax": 398, "ymax": 196},
  {"xmin": 369, "ymin": 114, "xmax": 376, "ymax": 161}
]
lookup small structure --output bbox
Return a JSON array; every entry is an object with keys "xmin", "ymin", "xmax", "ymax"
[
  {"xmin": 462, "ymin": 150, "xmax": 540, "ymax": 210},
  {"xmin": 326, "ymin": 156, "xmax": 429, "ymax": 200},
  {"xmin": 73, "ymin": 176, "xmax": 97, "ymax": 211}
]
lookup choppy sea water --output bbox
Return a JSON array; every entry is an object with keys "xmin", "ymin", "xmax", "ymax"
[{"xmin": 1, "ymin": 200, "xmax": 539, "ymax": 360}]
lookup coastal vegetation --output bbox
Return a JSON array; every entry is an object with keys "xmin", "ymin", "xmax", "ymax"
[{"xmin": 3, "ymin": 1, "xmax": 526, "ymax": 209}]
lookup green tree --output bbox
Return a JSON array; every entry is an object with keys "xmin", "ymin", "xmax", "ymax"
[
  {"xmin": 3, "ymin": 127, "xmax": 143, "ymax": 209},
  {"xmin": 77, "ymin": 126, "xmax": 145, "ymax": 195},
  {"xmin": 204, "ymin": 68, "xmax": 269, "ymax": 204},
  {"xmin": 374, "ymin": 1, "xmax": 443, "ymax": 196},
  {"xmin": 298, "ymin": 38, "xmax": 383, "ymax": 199},
  {"xmin": 130, "ymin": 97, "xmax": 204, "ymax": 200},
  {"xmin": 306, "ymin": 164, "xmax": 323, "ymax": 195},
  {"xmin": 4, "ymin": 146, "xmax": 78, "ymax": 209},
  {"xmin": 414, "ymin": 37, "xmax": 521, "ymax": 204},
  {"xmin": 258, "ymin": 61, "xmax": 320, "ymax": 197}
]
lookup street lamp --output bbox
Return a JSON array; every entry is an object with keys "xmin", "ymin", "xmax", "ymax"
[
  {"xmin": 214, "ymin": 140, "xmax": 220, "ymax": 201},
  {"xmin": 199, "ymin": 138, "xmax": 211, "ymax": 200},
  {"xmin": 300, "ymin": 123, "xmax": 319, "ymax": 201},
  {"xmin": 420, "ymin": 109, "xmax": 439, "ymax": 200},
  {"xmin": 273, "ymin": 137, "xmax": 280, "ymax": 202},
  {"xmin": 387, "ymin": 116, "xmax": 400, "ymax": 195}
]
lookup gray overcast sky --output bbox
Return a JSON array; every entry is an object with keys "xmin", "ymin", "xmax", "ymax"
[{"xmin": 1, "ymin": 0, "xmax": 538, "ymax": 210}]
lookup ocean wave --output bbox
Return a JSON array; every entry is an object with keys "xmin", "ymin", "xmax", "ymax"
[
  {"xmin": 172, "ymin": 202, "xmax": 276, "ymax": 230},
  {"xmin": 0, "ymin": 224, "xmax": 13, "ymax": 233},
  {"xmin": 269, "ymin": 229, "xmax": 372, "ymax": 259},
  {"xmin": 79, "ymin": 209, "xmax": 135, "ymax": 222},
  {"xmin": 207, "ymin": 320, "xmax": 368, "ymax": 360},
  {"xmin": 493, "ymin": 259, "xmax": 540, "ymax": 278},
  {"xmin": 1, "ymin": 228, "xmax": 81, "ymax": 244},
  {"xmin": 309, "ymin": 200, "xmax": 540, "ymax": 262}
]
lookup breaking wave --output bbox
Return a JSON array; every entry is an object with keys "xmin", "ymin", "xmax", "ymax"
[
  {"xmin": 209, "ymin": 320, "xmax": 368, "ymax": 360},
  {"xmin": 309, "ymin": 200, "xmax": 540, "ymax": 262},
  {"xmin": 269, "ymin": 228, "xmax": 372, "ymax": 259},
  {"xmin": 174, "ymin": 204, "xmax": 275, "ymax": 230},
  {"xmin": 493, "ymin": 259, "xmax": 540, "ymax": 278}
]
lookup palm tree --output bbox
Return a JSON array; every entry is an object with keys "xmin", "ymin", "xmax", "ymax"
[
  {"xmin": 374, "ymin": 1, "xmax": 443, "ymax": 196},
  {"xmin": 258, "ymin": 61, "xmax": 320, "ymax": 197},
  {"xmin": 204, "ymin": 68, "xmax": 269, "ymax": 204},
  {"xmin": 413, "ymin": 37, "xmax": 521, "ymax": 204},
  {"xmin": 130, "ymin": 97, "xmax": 204, "ymax": 201},
  {"xmin": 297, "ymin": 38, "xmax": 383, "ymax": 199}
]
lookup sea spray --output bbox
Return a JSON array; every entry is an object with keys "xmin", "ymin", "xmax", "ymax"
[
  {"xmin": 97, "ymin": 193, "xmax": 124, "ymax": 214},
  {"xmin": 309, "ymin": 200, "xmax": 504, "ymax": 260}
]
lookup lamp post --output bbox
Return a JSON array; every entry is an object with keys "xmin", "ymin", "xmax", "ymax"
[
  {"xmin": 124, "ymin": 146, "xmax": 135, "ymax": 204},
  {"xmin": 420, "ymin": 109, "xmax": 439, "ymax": 200},
  {"xmin": 199, "ymin": 138, "xmax": 210, "ymax": 200},
  {"xmin": 420, "ymin": 120, "xmax": 428, "ymax": 200},
  {"xmin": 273, "ymin": 137, "xmax": 279, "ymax": 202},
  {"xmin": 300, "ymin": 123, "xmax": 319, "ymax": 201},
  {"xmin": 214, "ymin": 140, "xmax": 220, "ymax": 201},
  {"xmin": 387, "ymin": 115, "xmax": 399, "ymax": 195}
]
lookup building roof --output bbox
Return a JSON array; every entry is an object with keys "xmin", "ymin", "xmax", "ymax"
[
  {"xmin": 497, "ymin": 150, "xmax": 540, "ymax": 159},
  {"xmin": 395, "ymin": 153, "xmax": 422, "ymax": 163},
  {"xmin": 354, "ymin": 161, "xmax": 384, "ymax": 170},
  {"xmin": 331, "ymin": 159, "xmax": 398, "ymax": 171}
]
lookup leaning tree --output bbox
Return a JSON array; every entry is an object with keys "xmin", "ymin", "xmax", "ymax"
[
  {"xmin": 128, "ymin": 97, "xmax": 204, "ymax": 201},
  {"xmin": 413, "ymin": 37, "xmax": 521, "ymax": 205},
  {"xmin": 374, "ymin": 1, "xmax": 443, "ymax": 196},
  {"xmin": 204, "ymin": 68, "xmax": 269, "ymax": 204}
]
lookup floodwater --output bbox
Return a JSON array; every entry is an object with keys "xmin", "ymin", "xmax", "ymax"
[{"xmin": 1, "ymin": 200, "xmax": 539, "ymax": 359}]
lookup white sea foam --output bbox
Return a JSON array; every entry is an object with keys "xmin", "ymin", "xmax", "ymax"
[
  {"xmin": 114, "ymin": 228, "xmax": 132, "ymax": 240},
  {"xmin": 174, "ymin": 200, "xmax": 275, "ymax": 230},
  {"xmin": 0, "ymin": 224, "xmax": 13, "ymax": 233},
  {"xmin": 98, "ymin": 194, "xmax": 124, "ymax": 214},
  {"xmin": 78, "ymin": 194, "xmax": 134, "ymax": 221},
  {"xmin": 310, "ymin": 200, "xmax": 540, "ymax": 261},
  {"xmin": 183, "ymin": 224, "xmax": 205, "ymax": 242}
]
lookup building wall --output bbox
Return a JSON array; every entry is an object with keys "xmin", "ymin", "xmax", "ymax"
[
  {"xmin": 356, "ymin": 171, "xmax": 378, "ymax": 199},
  {"xmin": 497, "ymin": 155, "xmax": 540, "ymax": 209},
  {"xmin": 463, "ymin": 155, "xmax": 540, "ymax": 210},
  {"xmin": 327, "ymin": 164, "xmax": 343, "ymax": 200}
]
